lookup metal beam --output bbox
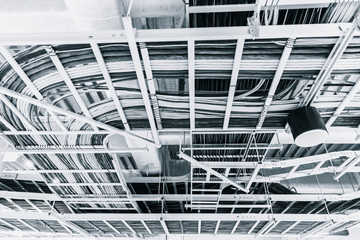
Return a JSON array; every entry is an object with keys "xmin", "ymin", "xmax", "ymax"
[
  {"xmin": 139, "ymin": 43, "xmax": 162, "ymax": 130},
  {"xmin": 0, "ymin": 211, "xmax": 358, "ymax": 223},
  {"xmin": 182, "ymin": 143, "xmax": 282, "ymax": 150},
  {"xmin": 51, "ymin": 213, "xmax": 93, "ymax": 238},
  {"xmin": 334, "ymin": 156, "xmax": 360, "ymax": 180},
  {"xmin": 256, "ymin": 38, "xmax": 295, "ymax": 128},
  {"xmin": 90, "ymin": 43, "xmax": 130, "ymax": 131},
  {"xmin": 245, "ymin": 163, "xmax": 262, "ymax": 192},
  {"xmin": 160, "ymin": 218, "xmax": 170, "ymax": 235},
  {"xmin": 122, "ymin": 17, "xmax": 160, "ymax": 145},
  {"xmin": 256, "ymin": 220, "xmax": 276, "ymax": 237},
  {"xmin": 0, "ymin": 86, "xmax": 157, "ymax": 147},
  {"xmin": 2, "ymin": 147, "xmax": 147, "ymax": 154},
  {"xmin": 0, "ymin": 114, "xmax": 17, "ymax": 131},
  {"xmin": 0, "ymin": 24, "xmax": 356, "ymax": 45},
  {"xmin": 1, "ymin": 190, "xmax": 359, "ymax": 205},
  {"xmin": 104, "ymin": 221, "xmax": 121, "ymax": 235},
  {"xmin": 178, "ymin": 152, "xmax": 248, "ymax": 193},
  {"xmin": 0, "ymin": 93, "xmax": 37, "ymax": 131},
  {"xmin": 188, "ymin": 0, "xmax": 355, "ymax": 13},
  {"xmin": 326, "ymin": 76, "xmax": 360, "ymax": 127},
  {"xmin": 112, "ymin": 156, "xmax": 142, "ymax": 213},
  {"xmin": 188, "ymin": 39, "xmax": 195, "ymax": 130},
  {"xmin": 0, "ymin": 46, "xmax": 67, "ymax": 132},
  {"xmin": 45, "ymin": 46, "xmax": 98, "ymax": 131},
  {"xmin": 223, "ymin": 38, "xmax": 245, "ymax": 129},
  {"xmin": 303, "ymin": 26, "xmax": 356, "ymax": 106}
]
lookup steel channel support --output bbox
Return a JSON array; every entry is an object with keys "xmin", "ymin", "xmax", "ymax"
[
  {"xmin": 0, "ymin": 23, "xmax": 356, "ymax": 46},
  {"xmin": 214, "ymin": 220, "xmax": 220, "ymax": 235},
  {"xmin": 90, "ymin": 43, "xmax": 130, "ymax": 131},
  {"xmin": 326, "ymin": 75, "xmax": 360, "ymax": 127},
  {"xmin": 2, "ymin": 148, "xmax": 148, "ymax": 154},
  {"xmin": 256, "ymin": 220, "xmax": 276, "ymax": 237},
  {"xmin": 104, "ymin": 220, "xmax": 121, "ymax": 235},
  {"xmin": 45, "ymin": 46, "xmax": 98, "ymax": 131},
  {"xmin": 0, "ymin": 93, "xmax": 38, "ymax": 131},
  {"xmin": 245, "ymin": 163, "xmax": 262, "ymax": 192},
  {"xmin": 178, "ymin": 152, "xmax": 248, "ymax": 193},
  {"xmin": 301, "ymin": 221, "xmax": 332, "ymax": 239},
  {"xmin": 256, "ymin": 38, "xmax": 295, "ymax": 129},
  {"xmin": 139, "ymin": 43, "xmax": 163, "ymax": 130},
  {"xmin": 188, "ymin": 39, "xmax": 195, "ymax": 130},
  {"xmin": 51, "ymin": 213, "xmax": 93, "ymax": 238},
  {"xmin": 334, "ymin": 156, "xmax": 360, "ymax": 180},
  {"xmin": 0, "ymin": 114, "xmax": 17, "ymax": 131},
  {"xmin": 112, "ymin": 156, "xmax": 142, "ymax": 213},
  {"xmin": 231, "ymin": 220, "xmax": 240, "ymax": 234},
  {"xmin": 188, "ymin": 0, "xmax": 354, "ymax": 13},
  {"xmin": 122, "ymin": 220, "xmax": 136, "ymax": 235},
  {"xmin": 303, "ymin": 26, "xmax": 356, "ymax": 106},
  {"xmin": 160, "ymin": 218, "xmax": 170, "ymax": 235},
  {"xmin": 0, "ymin": 86, "xmax": 157, "ymax": 147},
  {"xmin": 0, "ymin": 46, "xmax": 67, "ymax": 132},
  {"xmin": 122, "ymin": 17, "xmax": 160, "ymax": 145},
  {"xmin": 223, "ymin": 38, "xmax": 245, "ymax": 129},
  {"xmin": 141, "ymin": 220, "xmax": 152, "ymax": 234}
]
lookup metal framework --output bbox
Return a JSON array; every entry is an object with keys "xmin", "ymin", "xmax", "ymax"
[{"xmin": 0, "ymin": 2, "xmax": 360, "ymax": 238}]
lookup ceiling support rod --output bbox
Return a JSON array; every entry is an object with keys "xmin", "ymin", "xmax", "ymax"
[
  {"xmin": 256, "ymin": 38, "xmax": 295, "ymax": 129},
  {"xmin": 178, "ymin": 152, "xmax": 248, "ymax": 193},
  {"xmin": 139, "ymin": 42, "xmax": 163, "ymax": 130},
  {"xmin": 0, "ymin": 87, "xmax": 157, "ymax": 147},
  {"xmin": 223, "ymin": 38, "xmax": 245, "ymax": 129},
  {"xmin": 188, "ymin": 39, "xmax": 195, "ymax": 130},
  {"xmin": 326, "ymin": 75, "xmax": 360, "ymax": 127},
  {"xmin": 0, "ymin": 46, "xmax": 67, "ymax": 132},
  {"xmin": 90, "ymin": 43, "xmax": 130, "ymax": 131},
  {"xmin": 45, "ymin": 46, "xmax": 99, "ymax": 131},
  {"xmin": 122, "ymin": 17, "xmax": 160, "ymax": 145}
]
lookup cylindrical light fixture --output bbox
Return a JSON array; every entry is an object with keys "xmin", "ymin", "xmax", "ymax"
[{"xmin": 288, "ymin": 106, "xmax": 328, "ymax": 147}]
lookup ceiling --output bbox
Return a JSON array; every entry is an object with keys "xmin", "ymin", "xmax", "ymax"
[{"xmin": 0, "ymin": 0, "xmax": 360, "ymax": 239}]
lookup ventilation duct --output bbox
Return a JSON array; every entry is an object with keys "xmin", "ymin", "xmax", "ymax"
[
  {"xmin": 64, "ymin": 0, "xmax": 185, "ymax": 31},
  {"xmin": 288, "ymin": 106, "xmax": 328, "ymax": 147}
]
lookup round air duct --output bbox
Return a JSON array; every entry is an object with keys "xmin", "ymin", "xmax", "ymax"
[{"xmin": 287, "ymin": 106, "xmax": 328, "ymax": 147}]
